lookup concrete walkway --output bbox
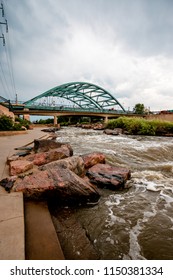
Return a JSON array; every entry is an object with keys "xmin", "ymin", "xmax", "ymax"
[{"xmin": 0, "ymin": 127, "xmax": 64, "ymax": 260}]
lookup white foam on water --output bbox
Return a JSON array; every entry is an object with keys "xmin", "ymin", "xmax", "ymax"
[
  {"xmin": 105, "ymin": 194, "xmax": 125, "ymax": 207},
  {"xmin": 160, "ymin": 191, "xmax": 173, "ymax": 208},
  {"xmin": 127, "ymin": 201, "xmax": 157, "ymax": 260},
  {"xmin": 168, "ymin": 217, "xmax": 173, "ymax": 224},
  {"xmin": 105, "ymin": 205, "xmax": 126, "ymax": 228},
  {"xmin": 128, "ymin": 221, "xmax": 146, "ymax": 260},
  {"xmin": 146, "ymin": 181, "xmax": 163, "ymax": 192}
]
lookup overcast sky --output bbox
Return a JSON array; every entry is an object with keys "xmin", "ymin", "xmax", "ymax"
[{"xmin": 1, "ymin": 0, "xmax": 173, "ymax": 111}]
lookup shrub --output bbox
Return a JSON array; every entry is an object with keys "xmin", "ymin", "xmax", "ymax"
[
  {"xmin": 13, "ymin": 123, "xmax": 23, "ymax": 131},
  {"xmin": 0, "ymin": 115, "xmax": 14, "ymax": 131},
  {"xmin": 106, "ymin": 117, "xmax": 173, "ymax": 136},
  {"xmin": 15, "ymin": 117, "xmax": 31, "ymax": 129}
]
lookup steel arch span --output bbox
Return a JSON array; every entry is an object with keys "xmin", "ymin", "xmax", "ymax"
[{"xmin": 24, "ymin": 82, "xmax": 125, "ymax": 111}]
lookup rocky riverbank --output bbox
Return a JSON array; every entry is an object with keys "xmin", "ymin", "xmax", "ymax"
[
  {"xmin": 0, "ymin": 130, "xmax": 132, "ymax": 259},
  {"xmin": 0, "ymin": 134, "xmax": 131, "ymax": 205}
]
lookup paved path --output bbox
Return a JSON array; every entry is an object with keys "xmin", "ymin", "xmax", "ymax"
[{"xmin": 0, "ymin": 127, "xmax": 64, "ymax": 260}]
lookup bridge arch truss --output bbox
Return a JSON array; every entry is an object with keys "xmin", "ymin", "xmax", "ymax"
[{"xmin": 24, "ymin": 82, "xmax": 125, "ymax": 112}]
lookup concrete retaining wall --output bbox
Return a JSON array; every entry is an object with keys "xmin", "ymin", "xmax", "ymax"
[{"xmin": 146, "ymin": 114, "xmax": 173, "ymax": 122}]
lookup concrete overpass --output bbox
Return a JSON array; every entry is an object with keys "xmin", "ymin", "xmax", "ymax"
[{"xmin": 12, "ymin": 105, "xmax": 139, "ymax": 125}]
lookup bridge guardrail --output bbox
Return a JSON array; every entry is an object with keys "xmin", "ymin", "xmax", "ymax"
[{"xmin": 24, "ymin": 104, "xmax": 127, "ymax": 114}]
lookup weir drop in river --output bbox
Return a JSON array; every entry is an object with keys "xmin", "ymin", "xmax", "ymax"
[{"xmin": 50, "ymin": 126, "xmax": 173, "ymax": 260}]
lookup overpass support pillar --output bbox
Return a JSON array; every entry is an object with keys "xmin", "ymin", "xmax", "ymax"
[
  {"xmin": 23, "ymin": 108, "xmax": 30, "ymax": 122},
  {"xmin": 53, "ymin": 115, "xmax": 57, "ymax": 125},
  {"xmin": 104, "ymin": 116, "xmax": 108, "ymax": 123},
  {"xmin": 23, "ymin": 114, "xmax": 30, "ymax": 122}
]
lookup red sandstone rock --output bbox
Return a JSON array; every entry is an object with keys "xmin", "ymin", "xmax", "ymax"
[
  {"xmin": 34, "ymin": 139, "xmax": 73, "ymax": 155},
  {"xmin": 13, "ymin": 170, "xmax": 55, "ymax": 198},
  {"xmin": 81, "ymin": 124, "xmax": 92, "ymax": 129},
  {"xmin": 86, "ymin": 163, "xmax": 131, "ymax": 189},
  {"xmin": 41, "ymin": 155, "xmax": 85, "ymax": 177},
  {"xmin": 13, "ymin": 166, "xmax": 100, "ymax": 203},
  {"xmin": 9, "ymin": 160, "xmax": 33, "ymax": 176},
  {"xmin": 81, "ymin": 152, "xmax": 105, "ymax": 169},
  {"xmin": 93, "ymin": 123, "xmax": 105, "ymax": 130},
  {"xmin": 25, "ymin": 145, "xmax": 72, "ymax": 166},
  {"xmin": 47, "ymin": 166, "xmax": 100, "ymax": 204}
]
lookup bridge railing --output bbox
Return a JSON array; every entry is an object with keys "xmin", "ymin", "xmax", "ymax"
[{"xmin": 24, "ymin": 104, "xmax": 128, "ymax": 114}]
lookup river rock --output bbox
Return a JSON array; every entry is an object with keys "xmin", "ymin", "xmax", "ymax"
[
  {"xmin": 13, "ymin": 166, "xmax": 100, "ymax": 204},
  {"xmin": 41, "ymin": 127, "xmax": 60, "ymax": 133},
  {"xmin": 40, "ymin": 156, "xmax": 85, "ymax": 177},
  {"xmin": 81, "ymin": 152, "xmax": 105, "ymax": 169},
  {"xmin": 9, "ymin": 160, "xmax": 33, "ymax": 176},
  {"xmin": 34, "ymin": 139, "xmax": 73, "ymax": 155},
  {"xmin": 86, "ymin": 163, "xmax": 131, "ymax": 189},
  {"xmin": 104, "ymin": 128, "xmax": 123, "ymax": 135},
  {"xmin": 81, "ymin": 124, "xmax": 92, "ymax": 129},
  {"xmin": 0, "ymin": 176, "xmax": 17, "ymax": 192},
  {"xmin": 25, "ymin": 145, "xmax": 72, "ymax": 166},
  {"xmin": 93, "ymin": 123, "xmax": 105, "ymax": 130}
]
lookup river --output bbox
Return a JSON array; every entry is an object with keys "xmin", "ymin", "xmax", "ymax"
[{"xmin": 51, "ymin": 126, "xmax": 173, "ymax": 260}]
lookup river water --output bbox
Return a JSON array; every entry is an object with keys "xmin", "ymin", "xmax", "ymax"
[{"xmin": 53, "ymin": 126, "xmax": 173, "ymax": 260}]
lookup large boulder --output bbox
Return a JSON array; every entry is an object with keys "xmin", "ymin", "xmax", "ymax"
[
  {"xmin": 86, "ymin": 163, "xmax": 131, "ymax": 189},
  {"xmin": 47, "ymin": 166, "xmax": 100, "ymax": 205},
  {"xmin": 34, "ymin": 139, "xmax": 73, "ymax": 155},
  {"xmin": 13, "ymin": 170, "xmax": 54, "ymax": 198},
  {"xmin": 40, "ymin": 156, "xmax": 85, "ymax": 177},
  {"xmin": 9, "ymin": 160, "xmax": 33, "ymax": 176},
  {"xmin": 25, "ymin": 145, "xmax": 72, "ymax": 166},
  {"xmin": 13, "ymin": 166, "xmax": 100, "ymax": 204},
  {"xmin": 81, "ymin": 152, "xmax": 105, "ymax": 169}
]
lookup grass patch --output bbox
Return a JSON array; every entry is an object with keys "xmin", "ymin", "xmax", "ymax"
[{"xmin": 106, "ymin": 117, "xmax": 173, "ymax": 136}]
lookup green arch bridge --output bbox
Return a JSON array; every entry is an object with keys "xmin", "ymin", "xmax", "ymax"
[
  {"xmin": 24, "ymin": 82, "xmax": 125, "ymax": 111},
  {"xmin": 3, "ymin": 82, "xmax": 137, "ymax": 124}
]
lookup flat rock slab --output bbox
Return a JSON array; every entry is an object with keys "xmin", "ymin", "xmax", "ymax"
[
  {"xmin": 25, "ymin": 200, "xmax": 64, "ymax": 260},
  {"xmin": 41, "ymin": 155, "xmax": 85, "ymax": 177},
  {"xmin": 81, "ymin": 152, "xmax": 105, "ymax": 169},
  {"xmin": 86, "ymin": 163, "xmax": 131, "ymax": 189},
  {"xmin": 9, "ymin": 160, "xmax": 33, "ymax": 176},
  {"xmin": 34, "ymin": 139, "xmax": 73, "ymax": 155},
  {"xmin": 26, "ymin": 145, "xmax": 72, "ymax": 166}
]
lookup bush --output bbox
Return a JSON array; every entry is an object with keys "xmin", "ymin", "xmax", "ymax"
[
  {"xmin": 106, "ymin": 117, "xmax": 173, "ymax": 136},
  {"xmin": 15, "ymin": 117, "xmax": 31, "ymax": 129},
  {"xmin": 0, "ymin": 115, "xmax": 14, "ymax": 131},
  {"xmin": 0, "ymin": 115, "xmax": 26, "ymax": 131},
  {"xmin": 13, "ymin": 123, "xmax": 23, "ymax": 131}
]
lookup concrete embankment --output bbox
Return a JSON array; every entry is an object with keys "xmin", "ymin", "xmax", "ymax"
[{"xmin": 0, "ymin": 127, "xmax": 64, "ymax": 260}]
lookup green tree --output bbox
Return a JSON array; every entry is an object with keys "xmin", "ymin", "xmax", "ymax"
[{"xmin": 133, "ymin": 103, "xmax": 145, "ymax": 114}]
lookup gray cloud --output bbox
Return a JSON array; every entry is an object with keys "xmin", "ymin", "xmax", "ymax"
[{"xmin": 0, "ymin": 0, "xmax": 173, "ymax": 110}]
